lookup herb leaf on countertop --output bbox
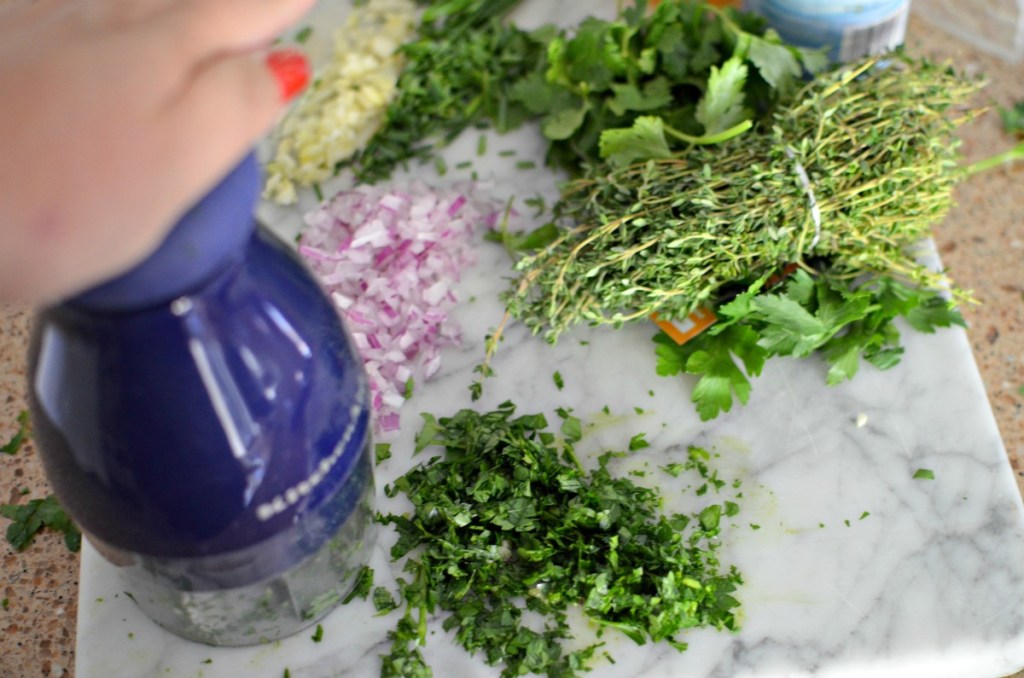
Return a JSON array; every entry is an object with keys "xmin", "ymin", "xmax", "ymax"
[
  {"xmin": 1, "ymin": 410, "xmax": 30, "ymax": 456},
  {"xmin": 1, "ymin": 494, "xmax": 81, "ymax": 553}
]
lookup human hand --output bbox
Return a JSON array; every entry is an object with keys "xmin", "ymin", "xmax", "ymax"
[{"xmin": 0, "ymin": 0, "xmax": 316, "ymax": 305}]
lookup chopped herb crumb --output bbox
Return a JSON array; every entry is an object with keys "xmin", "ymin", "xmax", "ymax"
[
  {"xmin": 628, "ymin": 433, "xmax": 650, "ymax": 451},
  {"xmin": 553, "ymin": 371, "xmax": 564, "ymax": 390},
  {"xmin": 375, "ymin": 443, "xmax": 392, "ymax": 465},
  {"xmin": 913, "ymin": 468, "xmax": 935, "ymax": 480},
  {"xmin": 342, "ymin": 565, "xmax": 374, "ymax": 604},
  {"xmin": 311, "ymin": 624, "xmax": 324, "ymax": 643},
  {"xmin": 1, "ymin": 411, "xmax": 30, "ymax": 455}
]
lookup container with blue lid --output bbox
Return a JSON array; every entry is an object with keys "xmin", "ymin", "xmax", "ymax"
[
  {"xmin": 744, "ymin": 0, "xmax": 910, "ymax": 63},
  {"xmin": 27, "ymin": 153, "xmax": 375, "ymax": 645}
]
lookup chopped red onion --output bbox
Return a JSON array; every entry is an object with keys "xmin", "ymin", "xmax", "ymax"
[{"xmin": 299, "ymin": 183, "xmax": 498, "ymax": 438}]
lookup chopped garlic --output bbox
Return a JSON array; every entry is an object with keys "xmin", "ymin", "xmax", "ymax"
[
  {"xmin": 263, "ymin": 0, "xmax": 417, "ymax": 204},
  {"xmin": 855, "ymin": 413, "xmax": 869, "ymax": 428}
]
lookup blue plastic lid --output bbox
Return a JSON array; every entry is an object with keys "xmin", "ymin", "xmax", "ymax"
[{"xmin": 71, "ymin": 153, "xmax": 262, "ymax": 312}]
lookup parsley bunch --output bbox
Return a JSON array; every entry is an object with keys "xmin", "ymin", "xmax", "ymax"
[
  {"xmin": 374, "ymin": 402, "xmax": 741, "ymax": 676},
  {"xmin": 654, "ymin": 270, "xmax": 965, "ymax": 420}
]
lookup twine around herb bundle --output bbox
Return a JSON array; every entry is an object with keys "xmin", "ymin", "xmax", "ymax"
[{"xmin": 503, "ymin": 55, "xmax": 983, "ymax": 343}]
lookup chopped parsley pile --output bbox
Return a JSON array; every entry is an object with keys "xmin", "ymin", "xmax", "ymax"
[{"xmin": 362, "ymin": 402, "xmax": 742, "ymax": 676}]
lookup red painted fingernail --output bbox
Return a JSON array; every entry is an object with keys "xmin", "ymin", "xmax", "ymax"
[{"xmin": 266, "ymin": 49, "xmax": 310, "ymax": 103}]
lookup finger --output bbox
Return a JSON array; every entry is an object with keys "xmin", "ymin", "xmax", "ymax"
[
  {"xmin": 165, "ymin": 0, "xmax": 318, "ymax": 59},
  {"xmin": 153, "ymin": 48, "xmax": 309, "ymax": 220}
]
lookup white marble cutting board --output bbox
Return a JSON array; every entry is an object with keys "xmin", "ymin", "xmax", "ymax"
[{"xmin": 74, "ymin": 2, "xmax": 1024, "ymax": 677}]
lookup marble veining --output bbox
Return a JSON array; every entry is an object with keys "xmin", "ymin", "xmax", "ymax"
[{"xmin": 74, "ymin": 2, "xmax": 1024, "ymax": 676}]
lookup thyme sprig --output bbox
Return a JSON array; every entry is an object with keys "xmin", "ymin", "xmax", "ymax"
[{"xmin": 504, "ymin": 55, "xmax": 983, "ymax": 343}]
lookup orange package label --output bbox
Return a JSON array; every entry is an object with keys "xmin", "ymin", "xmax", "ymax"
[{"xmin": 651, "ymin": 307, "xmax": 717, "ymax": 346}]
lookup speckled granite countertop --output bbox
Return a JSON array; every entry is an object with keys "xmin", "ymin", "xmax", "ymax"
[{"xmin": 1, "ymin": 12, "xmax": 1021, "ymax": 678}]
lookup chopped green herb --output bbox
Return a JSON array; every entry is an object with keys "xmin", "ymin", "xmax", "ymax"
[
  {"xmin": 0, "ymin": 495, "xmax": 80, "ymax": 553},
  {"xmin": 553, "ymin": 371, "xmax": 565, "ymax": 390},
  {"xmin": 628, "ymin": 433, "xmax": 650, "ymax": 451},
  {"xmin": 515, "ymin": 160, "xmax": 537, "ymax": 170},
  {"xmin": 749, "ymin": 524, "xmax": 760, "ymax": 530},
  {"xmin": 859, "ymin": 511, "xmax": 870, "ymax": 520},
  {"xmin": 455, "ymin": 160, "xmax": 473, "ymax": 170},
  {"xmin": 913, "ymin": 468, "xmax": 935, "ymax": 480},
  {"xmin": 201, "ymin": 659, "xmax": 212, "ymax": 665},
  {"xmin": 373, "ymin": 586, "xmax": 399, "ymax": 615},
  {"xmin": 311, "ymin": 624, "xmax": 324, "ymax": 643},
  {"xmin": 370, "ymin": 402, "xmax": 742, "ymax": 675},
  {"xmin": 1000, "ymin": 100, "xmax": 1024, "ymax": 137},
  {"xmin": 1, "ymin": 411, "xmax": 30, "ymax": 455},
  {"xmin": 294, "ymin": 26, "xmax": 313, "ymax": 44},
  {"xmin": 661, "ymin": 463, "xmax": 685, "ymax": 478},
  {"xmin": 477, "ymin": 134, "xmax": 488, "ymax": 156},
  {"xmin": 498, "ymin": 149, "xmax": 517, "ymax": 157},
  {"xmin": 404, "ymin": 377, "xmax": 415, "ymax": 400},
  {"xmin": 341, "ymin": 565, "xmax": 374, "ymax": 604},
  {"xmin": 311, "ymin": 182, "xmax": 323, "ymax": 202},
  {"xmin": 344, "ymin": 1, "xmax": 546, "ymax": 184},
  {"xmin": 375, "ymin": 443, "xmax": 392, "ymax": 465},
  {"xmin": 434, "ymin": 155, "xmax": 448, "ymax": 176},
  {"xmin": 844, "ymin": 520, "xmax": 851, "ymax": 527}
]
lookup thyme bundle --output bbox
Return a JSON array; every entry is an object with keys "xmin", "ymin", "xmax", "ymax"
[{"xmin": 504, "ymin": 55, "xmax": 983, "ymax": 342}]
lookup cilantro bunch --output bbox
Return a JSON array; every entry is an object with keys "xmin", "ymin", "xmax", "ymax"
[
  {"xmin": 373, "ymin": 403, "xmax": 741, "ymax": 676},
  {"xmin": 509, "ymin": 0, "xmax": 826, "ymax": 172}
]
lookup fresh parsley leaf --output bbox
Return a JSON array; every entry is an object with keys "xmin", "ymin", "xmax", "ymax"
[
  {"xmin": 0, "ymin": 495, "xmax": 81, "ymax": 553},
  {"xmin": 1, "ymin": 411, "xmax": 30, "ymax": 455},
  {"xmin": 655, "ymin": 324, "xmax": 767, "ymax": 421},
  {"xmin": 341, "ymin": 565, "xmax": 374, "ymax": 604},
  {"xmin": 695, "ymin": 56, "xmax": 750, "ymax": 135},
  {"xmin": 375, "ymin": 443, "xmax": 392, "ymax": 465},
  {"xmin": 599, "ymin": 116, "xmax": 674, "ymax": 167},
  {"xmin": 746, "ymin": 33, "xmax": 802, "ymax": 91},
  {"xmin": 628, "ymin": 433, "xmax": 650, "ymax": 451}
]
